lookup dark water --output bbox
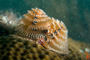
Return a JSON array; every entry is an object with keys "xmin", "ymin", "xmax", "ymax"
[{"xmin": 0, "ymin": 0, "xmax": 90, "ymax": 43}]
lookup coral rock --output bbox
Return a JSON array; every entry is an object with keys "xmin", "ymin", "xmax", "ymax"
[
  {"xmin": 0, "ymin": 36, "xmax": 60, "ymax": 60},
  {"xmin": 0, "ymin": 36, "xmax": 87, "ymax": 60}
]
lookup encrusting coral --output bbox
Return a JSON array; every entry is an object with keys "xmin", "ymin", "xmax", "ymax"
[
  {"xmin": 0, "ymin": 36, "xmax": 61, "ymax": 60},
  {"xmin": 0, "ymin": 36, "xmax": 86, "ymax": 60},
  {"xmin": 13, "ymin": 8, "xmax": 68, "ymax": 54}
]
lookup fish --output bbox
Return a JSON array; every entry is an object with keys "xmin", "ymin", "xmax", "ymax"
[{"xmin": 13, "ymin": 8, "xmax": 68, "ymax": 54}]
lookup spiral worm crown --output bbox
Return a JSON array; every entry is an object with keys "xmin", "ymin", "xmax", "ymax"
[{"xmin": 14, "ymin": 8, "xmax": 68, "ymax": 54}]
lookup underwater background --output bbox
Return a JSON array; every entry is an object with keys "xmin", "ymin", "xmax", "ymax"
[
  {"xmin": 0, "ymin": 0, "xmax": 90, "ymax": 43},
  {"xmin": 0, "ymin": 0, "xmax": 90, "ymax": 60}
]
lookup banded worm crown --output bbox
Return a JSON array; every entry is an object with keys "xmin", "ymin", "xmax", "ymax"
[{"xmin": 13, "ymin": 8, "xmax": 68, "ymax": 54}]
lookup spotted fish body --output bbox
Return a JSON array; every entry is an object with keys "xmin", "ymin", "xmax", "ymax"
[{"xmin": 14, "ymin": 8, "xmax": 68, "ymax": 54}]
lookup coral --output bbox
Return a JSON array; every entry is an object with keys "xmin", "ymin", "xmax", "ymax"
[
  {"xmin": 68, "ymin": 38, "xmax": 90, "ymax": 50},
  {"xmin": 0, "ymin": 11, "xmax": 21, "ymax": 36},
  {"xmin": 13, "ymin": 8, "xmax": 68, "ymax": 54},
  {"xmin": 59, "ymin": 44, "xmax": 87, "ymax": 60},
  {"xmin": 0, "ymin": 22, "xmax": 15, "ymax": 36},
  {"xmin": 0, "ymin": 11, "xmax": 21, "ymax": 26},
  {"xmin": 0, "ymin": 36, "xmax": 60, "ymax": 60},
  {"xmin": 0, "ymin": 36, "xmax": 86, "ymax": 60}
]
